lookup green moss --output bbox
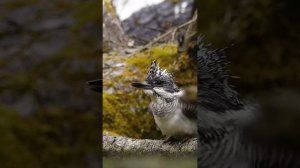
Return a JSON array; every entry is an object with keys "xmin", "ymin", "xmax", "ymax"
[
  {"xmin": 103, "ymin": 0, "xmax": 116, "ymax": 17},
  {"xmin": 125, "ymin": 44, "xmax": 196, "ymax": 85},
  {"xmin": 169, "ymin": 0, "xmax": 181, "ymax": 5},
  {"xmin": 103, "ymin": 91, "xmax": 158, "ymax": 139}
]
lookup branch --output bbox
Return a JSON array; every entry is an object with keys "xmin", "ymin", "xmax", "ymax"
[
  {"xmin": 143, "ymin": 16, "xmax": 197, "ymax": 49},
  {"xmin": 103, "ymin": 134, "xmax": 197, "ymax": 157},
  {"xmin": 123, "ymin": 15, "xmax": 197, "ymax": 54}
]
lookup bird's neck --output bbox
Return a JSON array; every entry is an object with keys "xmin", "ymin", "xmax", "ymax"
[
  {"xmin": 153, "ymin": 95, "xmax": 179, "ymax": 104},
  {"xmin": 150, "ymin": 96, "xmax": 180, "ymax": 117}
]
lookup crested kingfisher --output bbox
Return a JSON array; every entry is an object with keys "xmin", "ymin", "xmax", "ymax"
[{"xmin": 132, "ymin": 60, "xmax": 197, "ymax": 140}]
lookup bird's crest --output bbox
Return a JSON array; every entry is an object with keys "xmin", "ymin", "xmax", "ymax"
[{"xmin": 146, "ymin": 60, "xmax": 174, "ymax": 84}]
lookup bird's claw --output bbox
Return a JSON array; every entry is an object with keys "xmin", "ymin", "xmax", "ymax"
[{"xmin": 163, "ymin": 137, "xmax": 180, "ymax": 145}]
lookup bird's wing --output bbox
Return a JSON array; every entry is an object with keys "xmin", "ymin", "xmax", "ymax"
[{"xmin": 180, "ymin": 97, "xmax": 197, "ymax": 120}]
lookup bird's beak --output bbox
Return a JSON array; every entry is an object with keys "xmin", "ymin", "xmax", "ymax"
[
  {"xmin": 87, "ymin": 79, "xmax": 102, "ymax": 93},
  {"xmin": 131, "ymin": 82, "xmax": 152, "ymax": 90}
]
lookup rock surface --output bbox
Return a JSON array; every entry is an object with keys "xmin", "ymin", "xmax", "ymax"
[{"xmin": 121, "ymin": 0, "xmax": 194, "ymax": 45}]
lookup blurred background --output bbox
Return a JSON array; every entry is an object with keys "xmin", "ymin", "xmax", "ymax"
[
  {"xmin": 196, "ymin": 0, "xmax": 300, "ymax": 151},
  {"xmin": 196, "ymin": 0, "xmax": 300, "ymax": 94},
  {"xmin": 0, "ymin": 0, "xmax": 101, "ymax": 168}
]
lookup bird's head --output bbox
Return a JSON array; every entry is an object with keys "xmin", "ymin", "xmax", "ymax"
[{"xmin": 132, "ymin": 60, "xmax": 183, "ymax": 100}]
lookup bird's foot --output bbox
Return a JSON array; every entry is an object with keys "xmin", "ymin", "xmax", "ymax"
[
  {"xmin": 163, "ymin": 137, "xmax": 180, "ymax": 145},
  {"xmin": 179, "ymin": 137, "xmax": 191, "ymax": 144}
]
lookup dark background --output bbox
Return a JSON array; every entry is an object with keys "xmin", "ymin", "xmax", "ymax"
[
  {"xmin": 196, "ymin": 0, "xmax": 300, "ymax": 150},
  {"xmin": 196, "ymin": 0, "xmax": 300, "ymax": 94},
  {"xmin": 0, "ymin": 0, "xmax": 101, "ymax": 168}
]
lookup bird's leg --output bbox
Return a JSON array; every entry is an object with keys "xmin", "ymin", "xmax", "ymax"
[
  {"xmin": 179, "ymin": 137, "xmax": 191, "ymax": 144},
  {"xmin": 163, "ymin": 136, "xmax": 180, "ymax": 144}
]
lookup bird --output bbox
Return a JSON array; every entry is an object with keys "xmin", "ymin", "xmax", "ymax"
[
  {"xmin": 196, "ymin": 36, "xmax": 250, "ymax": 167},
  {"xmin": 86, "ymin": 79, "xmax": 102, "ymax": 93},
  {"xmin": 132, "ymin": 60, "xmax": 197, "ymax": 141},
  {"xmin": 195, "ymin": 35, "xmax": 300, "ymax": 168}
]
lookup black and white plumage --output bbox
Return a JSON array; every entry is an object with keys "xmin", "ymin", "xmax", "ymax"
[
  {"xmin": 197, "ymin": 37, "xmax": 243, "ymax": 113},
  {"xmin": 195, "ymin": 36, "xmax": 300, "ymax": 168},
  {"xmin": 132, "ymin": 60, "xmax": 197, "ymax": 139}
]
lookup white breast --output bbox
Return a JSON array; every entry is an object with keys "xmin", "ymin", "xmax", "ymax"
[{"xmin": 153, "ymin": 109, "xmax": 197, "ymax": 138}]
